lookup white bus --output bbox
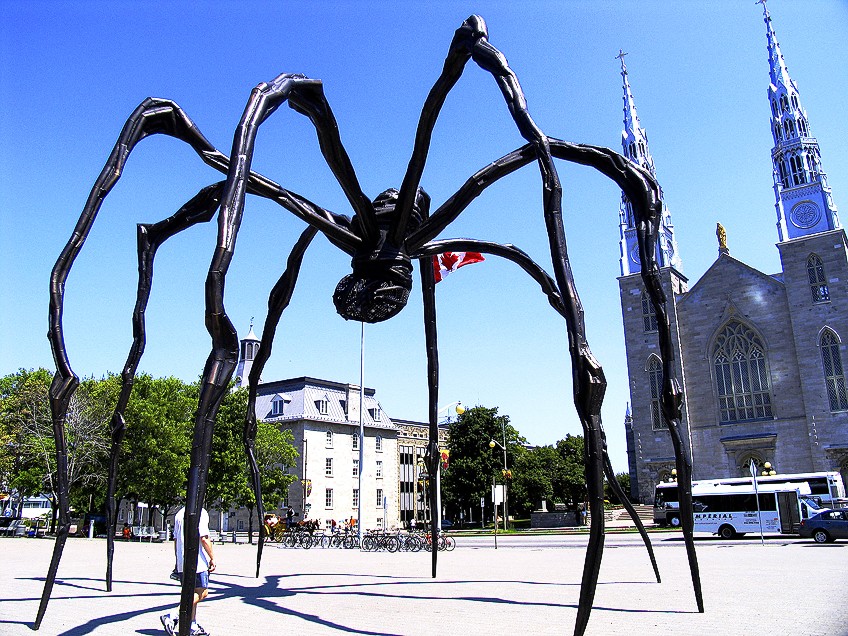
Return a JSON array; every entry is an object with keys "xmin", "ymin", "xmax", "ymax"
[
  {"xmin": 690, "ymin": 482, "xmax": 823, "ymax": 539},
  {"xmin": 653, "ymin": 471, "xmax": 844, "ymax": 526}
]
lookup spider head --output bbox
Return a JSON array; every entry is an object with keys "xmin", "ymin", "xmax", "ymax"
[{"xmin": 333, "ymin": 188, "xmax": 429, "ymax": 323}]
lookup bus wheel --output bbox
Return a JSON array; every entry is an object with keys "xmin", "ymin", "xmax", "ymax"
[
  {"xmin": 718, "ymin": 525, "xmax": 736, "ymax": 540},
  {"xmin": 669, "ymin": 515, "xmax": 680, "ymax": 527},
  {"xmin": 813, "ymin": 529, "xmax": 831, "ymax": 544}
]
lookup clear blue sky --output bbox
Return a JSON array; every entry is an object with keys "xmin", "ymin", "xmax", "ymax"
[{"xmin": 1, "ymin": 1, "xmax": 846, "ymax": 473}]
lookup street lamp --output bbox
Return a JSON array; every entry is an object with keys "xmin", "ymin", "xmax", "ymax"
[
  {"xmin": 489, "ymin": 437, "xmax": 509, "ymax": 532},
  {"xmin": 761, "ymin": 461, "xmax": 776, "ymax": 477}
]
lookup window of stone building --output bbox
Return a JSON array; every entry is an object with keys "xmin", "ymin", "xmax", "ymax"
[
  {"xmin": 325, "ymin": 457, "xmax": 333, "ymax": 477},
  {"xmin": 713, "ymin": 321, "xmax": 773, "ymax": 423},
  {"xmin": 325, "ymin": 488, "xmax": 333, "ymax": 509},
  {"xmin": 326, "ymin": 430, "xmax": 333, "ymax": 448},
  {"xmin": 375, "ymin": 436, "xmax": 383, "ymax": 452},
  {"xmin": 641, "ymin": 291, "xmax": 658, "ymax": 333},
  {"xmin": 352, "ymin": 459, "xmax": 359, "ymax": 477},
  {"xmin": 646, "ymin": 355, "xmax": 664, "ymax": 431},
  {"xmin": 352, "ymin": 433, "xmax": 359, "ymax": 450},
  {"xmin": 820, "ymin": 329, "xmax": 848, "ymax": 411},
  {"xmin": 807, "ymin": 254, "xmax": 830, "ymax": 303},
  {"xmin": 376, "ymin": 489, "xmax": 383, "ymax": 507},
  {"xmin": 353, "ymin": 488, "xmax": 359, "ymax": 508},
  {"xmin": 316, "ymin": 398, "xmax": 329, "ymax": 415}
]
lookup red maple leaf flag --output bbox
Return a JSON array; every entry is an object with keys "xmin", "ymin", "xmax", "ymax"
[{"xmin": 432, "ymin": 251, "xmax": 485, "ymax": 283}]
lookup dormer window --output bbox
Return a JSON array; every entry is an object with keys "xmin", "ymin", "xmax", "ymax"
[
  {"xmin": 271, "ymin": 396, "xmax": 286, "ymax": 417},
  {"xmin": 315, "ymin": 398, "xmax": 329, "ymax": 415},
  {"xmin": 368, "ymin": 407, "xmax": 382, "ymax": 422}
]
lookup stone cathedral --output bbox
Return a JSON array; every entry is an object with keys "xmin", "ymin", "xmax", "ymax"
[{"xmin": 620, "ymin": 4, "xmax": 848, "ymax": 504}]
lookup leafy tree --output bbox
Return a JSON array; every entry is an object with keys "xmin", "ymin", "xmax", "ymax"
[
  {"xmin": 441, "ymin": 406, "xmax": 524, "ymax": 523},
  {"xmin": 118, "ymin": 374, "xmax": 195, "ymax": 528},
  {"xmin": 510, "ymin": 445, "xmax": 559, "ymax": 516},
  {"xmin": 0, "ymin": 369, "xmax": 113, "ymax": 530},
  {"xmin": 554, "ymin": 434, "xmax": 586, "ymax": 508},
  {"xmin": 0, "ymin": 369, "xmax": 53, "ymax": 513},
  {"xmin": 605, "ymin": 471, "xmax": 631, "ymax": 505}
]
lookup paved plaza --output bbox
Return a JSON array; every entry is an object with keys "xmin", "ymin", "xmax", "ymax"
[{"xmin": 1, "ymin": 532, "xmax": 845, "ymax": 636}]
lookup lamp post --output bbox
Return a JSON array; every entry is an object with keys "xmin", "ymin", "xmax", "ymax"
[
  {"xmin": 761, "ymin": 461, "xmax": 776, "ymax": 476},
  {"xmin": 489, "ymin": 436, "xmax": 509, "ymax": 532}
]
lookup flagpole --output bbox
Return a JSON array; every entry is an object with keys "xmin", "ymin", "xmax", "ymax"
[{"xmin": 358, "ymin": 321, "xmax": 365, "ymax": 546}]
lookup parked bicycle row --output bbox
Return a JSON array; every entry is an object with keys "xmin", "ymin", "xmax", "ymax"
[{"xmin": 264, "ymin": 528, "xmax": 456, "ymax": 552}]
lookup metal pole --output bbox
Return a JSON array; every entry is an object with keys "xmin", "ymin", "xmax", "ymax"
[{"xmin": 358, "ymin": 321, "xmax": 365, "ymax": 545}]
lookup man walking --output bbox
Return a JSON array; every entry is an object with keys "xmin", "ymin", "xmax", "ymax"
[{"xmin": 160, "ymin": 505, "xmax": 216, "ymax": 636}]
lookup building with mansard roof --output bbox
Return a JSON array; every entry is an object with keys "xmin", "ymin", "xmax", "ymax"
[
  {"xmin": 229, "ymin": 322, "xmax": 448, "ymax": 532},
  {"xmin": 620, "ymin": 4, "xmax": 848, "ymax": 504}
]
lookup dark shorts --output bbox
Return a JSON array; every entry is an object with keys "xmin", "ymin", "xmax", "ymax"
[{"xmin": 178, "ymin": 570, "xmax": 209, "ymax": 589}]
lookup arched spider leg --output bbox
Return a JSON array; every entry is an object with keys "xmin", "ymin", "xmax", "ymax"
[
  {"xmin": 174, "ymin": 72, "xmax": 390, "ymax": 635},
  {"xmin": 41, "ymin": 91, "xmax": 359, "ymax": 629},
  {"xmin": 243, "ymin": 226, "xmax": 318, "ymax": 578},
  {"xmin": 397, "ymin": 17, "xmax": 608, "ymax": 636},
  {"xmin": 416, "ymin": 238, "xmax": 660, "ymax": 585},
  {"xmin": 414, "ymin": 138, "xmax": 701, "ymax": 613},
  {"xmin": 101, "ymin": 182, "xmax": 226, "ymax": 592}
]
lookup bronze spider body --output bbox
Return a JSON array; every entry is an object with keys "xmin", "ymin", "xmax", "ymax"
[{"xmin": 39, "ymin": 16, "xmax": 702, "ymax": 636}]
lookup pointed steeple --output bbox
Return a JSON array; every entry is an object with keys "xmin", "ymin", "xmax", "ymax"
[
  {"xmin": 616, "ymin": 51, "xmax": 682, "ymax": 276},
  {"xmin": 759, "ymin": 0, "xmax": 839, "ymax": 241},
  {"xmin": 235, "ymin": 318, "xmax": 261, "ymax": 388}
]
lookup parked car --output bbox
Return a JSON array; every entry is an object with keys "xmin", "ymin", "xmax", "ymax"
[{"xmin": 799, "ymin": 509, "xmax": 848, "ymax": 543}]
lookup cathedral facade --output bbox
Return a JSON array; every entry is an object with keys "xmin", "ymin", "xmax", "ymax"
[{"xmin": 621, "ymin": 4, "xmax": 848, "ymax": 504}]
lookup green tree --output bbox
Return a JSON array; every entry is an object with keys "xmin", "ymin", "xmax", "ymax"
[
  {"xmin": 441, "ymin": 406, "xmax": 524, "ymax": 524},
  {"xmin": 553, "ymin": 434, "xmax": 586, "ymax": 508},
  {"xmin": 605, "ymin": 471, "xmax": 631, "ymax": 505},
  {"xmin": 0, "ymin": 369, "xmax": 113, "ymax": 530},
  {"xmin": 119, "ymin": 374, "xmax": 195, "ymax": 528},
  {"xmin": 510, "ymin": 445, "xmax": 559, "ymax": 516}
]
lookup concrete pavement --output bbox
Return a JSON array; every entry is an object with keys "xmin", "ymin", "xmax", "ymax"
[{"xmin": 1, "ymin": 532, "xmax": 845, "ymax": 636}]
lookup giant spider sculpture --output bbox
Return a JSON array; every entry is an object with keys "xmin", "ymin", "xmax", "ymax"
[{"xmin": 39, "ymin": 16, "xmax": 702, "ymax": 636}]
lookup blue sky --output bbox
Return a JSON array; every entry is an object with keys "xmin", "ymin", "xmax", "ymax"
[{"xmin": 1, "ymin": 1, "xmax": 846, "ymax": 473}]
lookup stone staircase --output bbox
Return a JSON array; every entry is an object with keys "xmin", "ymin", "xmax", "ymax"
[{"xmin": 592, "ymin": 504, "xmax": 655, "ymax": 526}]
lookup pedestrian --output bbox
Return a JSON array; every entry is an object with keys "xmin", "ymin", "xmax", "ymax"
[
  {"xmin": 286, "ymin": 506, "xmax": 294, "ymax": 529},
  {"xmin": 160, "ymin": 505, "xmax": 216, "ymax": 636}
]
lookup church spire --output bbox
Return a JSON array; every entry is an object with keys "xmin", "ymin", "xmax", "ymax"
[
  {"xmin": 616, "ymin": 51, "xmax": 682, "ymax": 276},
  {"xmin": 235, "ymin": 318, "xmax": 261, "ymax": 388},
  {"xmin": 759, "ymin": 0, "xmax": 839, "ymax": 241}
]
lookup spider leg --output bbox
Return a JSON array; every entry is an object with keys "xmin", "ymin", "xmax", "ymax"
[
  {"xmin": 244, "ymin": 226, "xmax": 318, "ymax": 578},
  {"xmin": 417, "ymin": 246, "xmax": 442, "ymax": 578},
  {"xmin": 102, "ymin": 182, "xmax": 226, "ymax": 592},
  {"xmin": 417, "ymin": 139, "xmax": 702, "ymax": 608}
]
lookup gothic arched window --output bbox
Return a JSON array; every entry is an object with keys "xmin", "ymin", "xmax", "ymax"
[
  {"xmin": 713, "ymin": 321, "xmax": 773, "ymax": 423},
  {"xmin": 783, "ymin": 118, "xmax": 796, "ymax": 138},
  {"xmin": 798, "ymin": 117, "xmax": 808, "ymax": 137},
  {"xmin": 770, "ymin": 99, "xmax": 778, "ymax": 117},
  {"xmin": 780, "ymin": 94, "xmax": 789, "ymax": 111},
  {"xmin": 778, "ymin": 160, "xmax": 790, "ymax": 189},
  {"xmin": 646, "ymin": 355, "xmax": 664, "ymax": 431},
  {"xmin": 807, "ymin": 254, "xmax": 830, "ymax": 303},
  {"xmin": 641, "ymin": 291, "xmax": 658, "ymax": 333},
  {"xmin": 820, "ymin": 329, "xmax": 848, "ymax": 411},
  {"xmin": 790, "ymin": 154, "xmax": 807, "ymax": 185}
]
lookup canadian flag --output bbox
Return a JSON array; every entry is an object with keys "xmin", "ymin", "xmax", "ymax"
[{"xmin": 432, "ymin": 251, "xmax": 485, "ymax": 283}]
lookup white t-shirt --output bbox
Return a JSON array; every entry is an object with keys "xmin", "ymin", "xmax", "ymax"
[{"xmin": 173, "ymin": 507, "xmax": 210, "ymax": 573}]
